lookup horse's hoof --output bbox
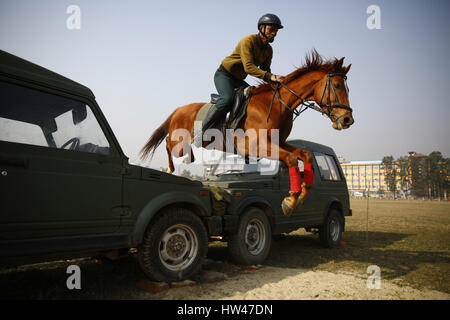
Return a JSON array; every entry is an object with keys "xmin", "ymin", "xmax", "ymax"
[
  {"xmin": 298, "ymin": 182, "xmax": 311, "ymax": 204},
  {"xmin": 281, "ymin": 199, "xmax": 293, "ymax": 217},
  {"xmin": 299, "ymin": 192, "xmax": 307, "ymax": 204},
  {"xmin": 295, "ymin": 198, "xmax": 304, "ymax": 209}
]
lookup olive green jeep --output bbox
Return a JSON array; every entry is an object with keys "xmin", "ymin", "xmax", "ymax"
[
  {"xmin": 0, "ymin": 50, "xmax": 215, "ymax": 282},
  {"xmin": 204, "ymin": 139, "xmax": 352, "ymax": 265}
]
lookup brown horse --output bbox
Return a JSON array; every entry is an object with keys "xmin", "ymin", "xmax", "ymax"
[{"xmin": 141, "ymin": 50, "xmax": 354, "ymax": 216}]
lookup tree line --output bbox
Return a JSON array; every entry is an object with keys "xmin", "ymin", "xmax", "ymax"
[{"xmin": 382, "ymin": 152, "xmax": 449, "ymax": 199}]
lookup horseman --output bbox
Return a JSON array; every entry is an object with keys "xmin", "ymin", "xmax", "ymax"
[{"xmin": 201, "ymin": 13, "xmax": 286, "ymax": 133}]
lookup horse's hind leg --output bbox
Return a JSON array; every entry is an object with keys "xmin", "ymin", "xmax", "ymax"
[
  {"xmin": 166, "ymin": 145, "xmax": 175, "ymax": 173},
  {"xmin": 165, "ymin": 136, "xmax": 175, "ymax": 173},
  {"xmin": 182, "ymin": 147, "xmax": 195, "ymax": 164},
  {"xmin": 166, "ymin": 132, "xmax": 193, "ymax": 173}
]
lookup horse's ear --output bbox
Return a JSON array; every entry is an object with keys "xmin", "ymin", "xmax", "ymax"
[
  {"xmin": 336, "ymin": 57, "xmax": 344, "ymax": 69},
  {"xmin": 344, "ymin": 63, "xmax": 352, "ymax": 74}
]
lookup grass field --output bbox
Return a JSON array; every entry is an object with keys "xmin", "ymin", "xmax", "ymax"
[
  {"xmin": 265, "ymin": 199, "xmax": 450, "ymax": 293},
  {"xmin": 0, "ymin": 199, "xmax": 449, "ymax": 299}
]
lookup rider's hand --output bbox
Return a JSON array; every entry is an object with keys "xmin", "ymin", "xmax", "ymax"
[{"xmin": 270, "ymin": 74, "xmax": 285, "ymax": 83}]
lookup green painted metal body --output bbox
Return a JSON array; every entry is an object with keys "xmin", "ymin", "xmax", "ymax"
[{"xmin": 0, "ymin": 50, "xmax": 212, "ymax": 261}]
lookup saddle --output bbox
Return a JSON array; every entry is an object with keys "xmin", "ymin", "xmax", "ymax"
[
  {"xmin": 198, "ymin": 86, "xmax": 253, "ymax": 132},
  {"xmin": 192, "ymin": 86, "xmax": 253, "ymax": 149}
]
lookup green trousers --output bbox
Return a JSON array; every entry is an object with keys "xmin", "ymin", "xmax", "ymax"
[{"xmin": 214, "ymin": 66, "xmax": 249, "ymax": 110}]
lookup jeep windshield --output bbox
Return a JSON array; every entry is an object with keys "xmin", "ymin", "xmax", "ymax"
[
  {"xmin": 206, "ymin": 155, "xmax": 280, "ymax": 178},
  {"xmin": 0, "ymin": 81, "xmax": 110, "ymax": 155}
]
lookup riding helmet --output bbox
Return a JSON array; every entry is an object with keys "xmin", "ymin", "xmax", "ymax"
[{"xmin": 257, "ymin": 14, "xmax": 284, "ymax": 29}]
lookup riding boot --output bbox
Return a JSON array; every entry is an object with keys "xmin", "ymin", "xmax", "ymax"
[
  {"xmin": 202, "ymin": 105, "xmax": 226, "ymax": 133},
  {"xmin": 193, "ymin": 106, "xmax": 226, "ymax": 147}
]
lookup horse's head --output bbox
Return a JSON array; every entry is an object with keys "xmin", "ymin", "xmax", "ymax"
[{"xmin": 314, "ymin": 58, "xmax": 354, "ymax": 130}]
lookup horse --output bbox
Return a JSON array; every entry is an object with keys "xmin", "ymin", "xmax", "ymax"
[{"xmin": 140, "ymin": 50, "xmax": 354, "ymax": 216}]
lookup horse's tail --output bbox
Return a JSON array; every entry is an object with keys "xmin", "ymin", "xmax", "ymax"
[{"xmin": 140, "ymin": 111, "xmax": 174, "ymax": 160}]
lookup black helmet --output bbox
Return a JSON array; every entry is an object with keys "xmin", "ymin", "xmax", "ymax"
[{"xmin": 257, "ymin": 14, "xmax": 284, "ymax": 29}]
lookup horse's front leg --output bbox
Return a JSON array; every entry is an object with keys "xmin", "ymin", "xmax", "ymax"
[
  {"xmin": 282, "ymin": 143, "xmax": 314, "ymax": 204},
  {"xmin": 234, "ymin": 136, "xmax": 301, "ymax": 217}
]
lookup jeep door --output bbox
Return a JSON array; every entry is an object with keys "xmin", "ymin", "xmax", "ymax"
[{"xmin": 0, "ymin": 81, "xmax": 123, "ymax": 247}]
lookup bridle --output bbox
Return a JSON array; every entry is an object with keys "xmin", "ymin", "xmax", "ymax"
[{"xmin": 266, "ymin": 73, "xmax": 353, "ymax": 123}]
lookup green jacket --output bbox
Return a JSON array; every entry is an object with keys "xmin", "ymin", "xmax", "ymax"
[{"xmin": 221, "ymin": 34, "xmax": 273, "ymax": 81}]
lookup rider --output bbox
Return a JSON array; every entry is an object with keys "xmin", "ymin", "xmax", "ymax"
[{"xmin": 201, "ymin": 13, "xmax": 286, "ymax": 134}]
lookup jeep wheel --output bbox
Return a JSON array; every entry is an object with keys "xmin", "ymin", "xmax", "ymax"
[
  {"xmin": 228, "ymin": 207, "xmax": 272, "ymax": 265},
  {"xmin": 319, "ymin": 209, "xmax": 344, "ymax": 248},
  {"xmin": 138, "ymin": 208, "xmax": 207, "ymax": 282}
]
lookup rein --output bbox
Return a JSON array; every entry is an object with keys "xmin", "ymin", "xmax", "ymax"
[{"xmin": 266, "ymin": 73, "xmax": 353, "ymax": 123}]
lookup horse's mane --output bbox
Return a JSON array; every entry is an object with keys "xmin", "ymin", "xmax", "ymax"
[{"xmin": 252, "ymin": 49, "xmax": 346, "ymax": 94}]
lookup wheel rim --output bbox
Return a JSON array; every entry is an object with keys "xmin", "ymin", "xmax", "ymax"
[
  {"xmin": 329, "ymin": 217, "xmax": 341, "ymax": 242},
  {"xmin": 158, "ymin": 224, "xmax": 198, "ymax": 271},
  {"xmin": 245, "ymin": 218, "xmax": 266, "ymax": 255}
]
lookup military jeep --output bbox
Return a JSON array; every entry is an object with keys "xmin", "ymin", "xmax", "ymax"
[
  {"xmin": 204, "ymin": 139, "xmax": 352, "ymax": 265},
  {"xmin": 0, "ymin": 50, "xmax": 216, "ymax": 282}
]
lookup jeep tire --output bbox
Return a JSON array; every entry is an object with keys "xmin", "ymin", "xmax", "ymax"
[
  {"xmin": 319, "ymin": 209, "xmax": 344, "ymax": 248},
  {"xmin": 138, "ymin": 208, "xmax": 208, "ymax": 282},
  {"xmin": 228, "ymin": 207, "xmax": 272, "ymax": 265}
]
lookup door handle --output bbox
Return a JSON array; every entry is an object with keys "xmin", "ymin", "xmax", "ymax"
[{"xmin": 111, "ymin": 206, "xmax": 132, "ymax": 217}]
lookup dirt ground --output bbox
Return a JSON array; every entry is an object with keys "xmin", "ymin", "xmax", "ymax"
[
  {"xmin": 1, "ymin": 199, "xmax": 449, "ymax": 300},
  {"xmin": 137, "ymin": 259, "xmax": 449, "ymax": 300}
]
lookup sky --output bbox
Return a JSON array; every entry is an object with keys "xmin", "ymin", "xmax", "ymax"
[{"xmin": 1, "ymin": 0, "xmax": 449, "ymax": 172}]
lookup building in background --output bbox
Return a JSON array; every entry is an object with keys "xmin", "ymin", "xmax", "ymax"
[
  {"xmin": 339, "ymin": 158, "xmax": 414, "ymax": 197},
  {"xmin": 339, "ymin": 160, "xmax": 398, "ymax": 196},
  {"xmin": 339, "ymin": 151, "xmax": 447, "ymax": 198}
]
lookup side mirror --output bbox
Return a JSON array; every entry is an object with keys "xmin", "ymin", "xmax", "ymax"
[{"xmin": 72, "ymin": 104, "xmax": 87, "ymax": 125}]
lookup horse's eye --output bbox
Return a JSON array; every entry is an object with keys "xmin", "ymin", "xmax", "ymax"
[{"xmin": 334, "ymin": 83, "xmax": 340, "ymax": 89}]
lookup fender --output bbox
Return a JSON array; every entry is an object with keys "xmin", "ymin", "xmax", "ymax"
[
  {"xmin": 130, "ymin": 191, "xmax": 211, "ymax": 245},
  {"xmin": 235, "ymin": 196, "xmax": 275, "ymax": 216},
  {"xmin": 322, "ymin": 197, "xmax": 345, "ymax": 229},
  {"xmin": 219, "ymin": 196, "xmax": 275, "ymax": 235}
]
